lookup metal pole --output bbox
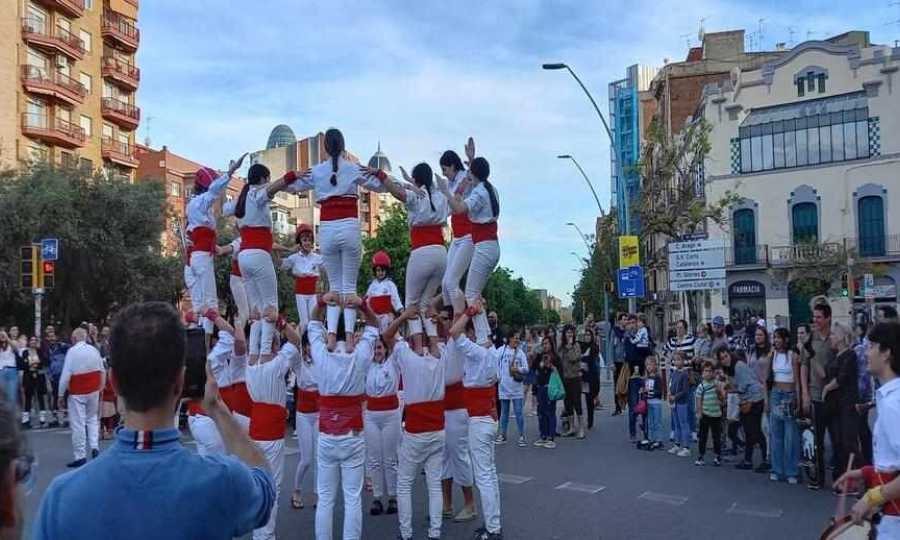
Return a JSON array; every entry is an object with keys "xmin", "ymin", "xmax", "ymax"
[
  {"xmin": 559, "ymin": 156, "xmax": 604, "ymax": 215},
  {"xmin": 33, "ymin": 291, "xmax": 42, "ymax": 339}
]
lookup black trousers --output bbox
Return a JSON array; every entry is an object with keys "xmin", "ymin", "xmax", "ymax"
[
  {"xmin": 858, "ymin": 406, "xmax": 873, "ymax": 466},
  {"xmin": 698, "ymin": 414, "xmax": 723, "ymax": 458},
  {"xmin": 613, "ymin": 362, "xmax": 624, "ymax": 413},
  {"xmin": 740, "ymin": 400, "xmax": 767, "ymax": 463},
  {"xmin": 826, "ymin": 400, "xmax": 860, "ymax": 480},
  {"xmin": 563, "ymin": 378, "xmax": 582, "ymax": 416},
  {"xmin": 23, "ymin": 373, "xmax": 47, "ymax": 414}
]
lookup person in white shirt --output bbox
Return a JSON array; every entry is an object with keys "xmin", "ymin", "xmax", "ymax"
[
  {"xmin": 280, "ymin": 128, "xmax": 385, "ymax": 353},
  {"xmin": 363, "ymin": 334, "xmax": 401, "ymax": 517},
  {"xmin": 439, "ymin": 149, "xmax": 474, "ymax": 315},
  {"xmin": 291, "ymin": 334, "xmax": 319, "ymax": 511},
  {"xmin": 281, "ymin": 223, "xmax": 325, "ymax": 330},
  {"xmin": 366, "ymin": 252, "xmax": 404, "ymax": 332},
  {"xmin": 215, "ymin": 231, "xmax": 250, "ymax": 329},
  {"xmin": 380, "ymin": 163, "xmax": 449, "ymax": 353},
  {"xmin": 439, "ymin": 140, "xmax": 500, "ymax": 347},
  {"xmin": 383, "ymin": 306, "xmax": 446, "ymax": 540},
  {"xmin": 58, "ymin": 328, "xmax": 104, "ymax": 468},
  {"xmin": 246, "ymin": 318, "xmax": 303, "ymax": 540},
  {"xmin": 307, "ymin": 292, "xmax": 379, "ymax": 540},
  {"xmin": 835, "ymin": 321, "xmax": 900, "ymax": 536},
  {"xmin": 449, "ymin": 300, "xmax": 503, "ymax": 540},
  {"xmin": 184, "ymin": 154, "xmax": 246, "ymax": 334},
  {"xmin": 496, "ymin": 330, "xmax": 529, "ymax": 447}
]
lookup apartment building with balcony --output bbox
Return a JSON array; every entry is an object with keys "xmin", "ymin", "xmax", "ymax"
[
  {"xmin": 699, "ymin": 31, "xmax": 899, "ymax": 327},
  {"xmin": 0, "ymin": 0, "xmax": 140, "ymax": 177}
]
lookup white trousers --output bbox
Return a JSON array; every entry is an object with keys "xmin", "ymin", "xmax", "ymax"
[
  {"xmin": 469, "ymin": 417, "xmax": 501, "ymax": 534},
  {"xmin": 442, "ymin": 409, "xmax": 473, "ymax": 486},
  {"xmin": 68, "ymin": 392, "xmax": 99, "ymax": 460},
  {"xmin": 316, "ymin": 433, "xmax": 365, "ymax": 540},
  {"xmin": 189, "ymin": 251, "xmax": 217, "ymax": 311},
  {"xmin": 295, "ymin": 294, "xmax": 318, "ymax": 331},
  {"xmin": 253, "ymin": 439, "xmax": 285, "ymax": 540},
  {"xmin": 240, "ymin": 249, "xmax": 278, "ymax": 354},
  {"xmin": 293, "ymin": 411, "xmax": 319, "ymax": 492},
  {"xmin": 405, "ymin": 245, "xmax": 446, "ymax": 336},
  {"xmin": 319, "ymin": 219, "xmax": 361, "ymax": 295},
  {"xmin": 188, "ymin": 414, "xmax": 225, "ymax": 456},
  {"xmin": 442, "ymin": 235, "xmax": 474, "ymax": 313},
  {"xmin": 375, "ymin": 313, "xmax": 394, "ymax": 333},
  {"xmin": 231, "ymin": 274, "xmax": 250, "ymax": 326},
  {"xmin": 397, "ymin": 430, "xmax": 446, "ymax": 540},
  {"xmin": 363, "ymin": 409, "xmax": 401, "ymax": 498},
  {"xmin": 465, "ymin": 240, "xmax": 500, "ymax": 344}
]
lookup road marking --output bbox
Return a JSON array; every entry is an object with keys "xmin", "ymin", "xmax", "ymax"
[
  {"xmin": 498, "ymin": 473, "xmax": 533, "ymax": 485},
  {"xmin": 554, "ymin": 481, "xmax": 606, "ymax": 494},
  {"xmin": 726, "ymin": 503, "xmax": 783, "ymax": 518},
  {"xmin": 638, "ymin": 491, "xmax": 689, "ymax": 506}
]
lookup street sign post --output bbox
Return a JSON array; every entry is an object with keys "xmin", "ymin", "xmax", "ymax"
[
  {"xmin": 618, "ymin": 236, "xmax": 640, "ymax": 268},
  {"xmin": 667, "ymin": 239, "xmax": 726, "ymax": 292},
  {"xmin": 864, "ymin": 273, "xmax": 875, "ymax": 300},
  {"xmin": 41, "ymin": 238, "xmax": 59, "ymax": 262},
  {"xmin": 617, "ymin": 265, "xmax": 645, "ymax": 298}
]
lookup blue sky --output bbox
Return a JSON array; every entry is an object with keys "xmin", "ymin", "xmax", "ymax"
[{"xmin": 136, "ymin": 0, "xmax": 894, "ymax": 304}]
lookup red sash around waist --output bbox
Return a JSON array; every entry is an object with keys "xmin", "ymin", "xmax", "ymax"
[
  {"xmin": 230, "ymin": 259, "xmax": 241, "ymax": 277},
  {"xmin": 320, "ymin": 196, "xmax": 358, "ymax": 221},
  {"xmin": 188, "ymin": 399, "xmax": 207, "ymax": 417},
  {"xmin": 369, "ymin": 295, "xmax": 393, "ymax": 315},
  {"xmin": 444, "ymin": 382, "xmax": 466, "ymax": 411},
  {"xmin": 219, "ymin": 384, "xmax": 235, "ymax": 412},
  {"xmin": 471, "ymin": 221, "xmax": 498, "ymax": 244},
  {"xmin": 249, "ymin": 402, "xmax": 286, "ymax": 441},
  {"xmin": 189, "ymin": 227, "xmax": 216, "ymax": 254},
  {"xmin": 464, "ymin": 385, "xmax": 497, "ymax": 420},
  {"xmin": 229, "ymin": 382, "xmax": 253, "ymax": 417},
  {"xmin": 366, "ymin": 394, "xmax": 400, "ymax": 411},
  {"xmin": 296, "ymin": 389, "xmax": 320, "ymax": 413},
  {"xmin": 862, "ymin": 466, "xmax": 900, "ymax": 516},
  {"xmin": 294, "ymin": 276, "xmax": 318, "ymax": 295},
  {"xmin": 404, "ymin": 400, "xmax": 446, "ymax": 433},
  {"xmin": 101, "ymin": 378, "xmax": 116, "ymax": 402},
  {"xmin": 69, "ymin": 371, "xmax": 103, "ymax": 395},
  {"xmin": 240, "ymin": 227, "xmax": 273, "ymax": 252},
  {"xmin": 410, "ymin": 225, "xmax": 445, "ymax": 250},
  {"xmin": 451, "ymin": 213, "xmax": 473, "ymax": 238},
  {"xmin": 318, "ymin": 394, "xmax": 364, "ymax": 436}
]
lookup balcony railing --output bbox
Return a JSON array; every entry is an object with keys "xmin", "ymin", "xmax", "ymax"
[
  {"xmin": 725, "ymin": 244, "xmax": 769, "ymax": 267},
  {"xmin": 21, "ymin": 18, "xmax": 86, "ymax": 60},
  {"xmin": 101, "ymin": 97, "xmax": 140, "ymax": 129},
  {"xmin": 34, "ymin": 0, "xmax": 85, "ymax": 18},
  {"xmin": 102, "ymin": 10, "xmax": 139, "ymax": 51},
  {"xmin": 769, "ymin": 242, "xmax": 844, "ymax": 266},
  {"xmin": 846, "ymin": 234, "xmax": 900, "ymax": 259},
  {"xmin": 101, "ymin": 137, "xmax": 139, "ymax": 168},
  {"xmin": 101, "ymin": 56, "xmax": 140, "ymax": 89},
  {"xmin": 21, "ymin": 112, "xmax": 86, "ymax": 148},
  {"xmin": 21, "ymin": 65, "xmax": 87, "ymax": 106}
]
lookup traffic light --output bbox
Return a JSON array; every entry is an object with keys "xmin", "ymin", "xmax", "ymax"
[
  {"xmin": 41, "ymin": 260, "xmax": 55, "ymax": 289},
  {"xmin": 840, "ymin": 272, "xmax": 849, "ymax": 297},
  {"xmin": 19, "ymin": 245, "xmax": 38, "ymax": 289}
]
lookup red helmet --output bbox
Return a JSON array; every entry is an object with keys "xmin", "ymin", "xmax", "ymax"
[
  {"xmin": 194, "ymin": 167, "xmax": 218, "ymax": 189},
  {"xmin": 295, "ymin": 223, "xmax": 314, "ymax": 239},
  {"xmin": 372, "ymin": 250, "xmax": 391, "ymax": 268}
]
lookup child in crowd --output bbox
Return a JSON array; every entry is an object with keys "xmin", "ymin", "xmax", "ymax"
[
  {"xmin": 642, "ymin": 356, "xmax": 664, "ymax": 450},
  {"xmin": 667, "ymin": 352, "xmax": 692, "ymax": 457},
  {"xmin": 627, "ymin": 365, "xmax": 646, "ymax": 443},
  {"xmin": 694, "ymin": 361, "xmax": 725, "ymax": 466}
]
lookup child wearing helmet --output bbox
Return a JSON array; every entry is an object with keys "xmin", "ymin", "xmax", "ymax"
[
  {"xmin": 366, "ymin": 251, "xmax": 403, "ymax": 332},
  {"xmin": 282, "ymin": 223, "xmax": 325, "ymax": 330}
]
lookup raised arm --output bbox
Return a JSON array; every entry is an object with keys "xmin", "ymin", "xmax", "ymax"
[
  {"xmin": 216, "ymin": 243, "xmax": 235, "ymax": 257},
  {"xmin": 268, "ymin": 169, "xmax": 312, "ymax": 198},
  {"xmin": 449, "ymin": 299, "xmax": 482, "ymax": 339},
  {"xmin": 381, "ymin": 170, "xmax": 408, "ymax": 203},
  {"xmin": 382, "ymin": 305, "xmax": 417, "ymax": 348}
]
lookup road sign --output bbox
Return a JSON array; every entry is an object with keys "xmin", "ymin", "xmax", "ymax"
[
  {"xmin": 669, "ymin": 268, "xmax": 726, "ymax": 281},
  {"xmin": 617, "ymin": 265, "xmax": 645, "ymax": 298},
  {"xmin": 41, "ymin": 238, "xmax": 59, "ymax": 262},
  {"xmin": 668, "ymin": 239, "xmax": 726, "ymax": 292},
  {"xmin": 618, "ymin": 236, "xmax": 640, "ymax": 267},
  {"xmin": 670, "ymin": 278, "xmax": 726, "ymax": 292},
  {"xmin": 864, "ymin": 273, "xmax": 875, "ymax": 300}
]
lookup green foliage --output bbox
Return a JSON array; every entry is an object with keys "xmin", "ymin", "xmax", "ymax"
[
  {"xmin": 571, "ymin": 212, "xmax": 625, "ymax": 323},
  {"xmin": 0, "ymin": 163, "xmax": 182, "ymax": 330},
  {"xmin": 544, "ymin": 309, "xmax": 561, "ymax": 325},
  {"xmin": 482, "ymin": 267, "xmax": 543, "ymax": 329}
]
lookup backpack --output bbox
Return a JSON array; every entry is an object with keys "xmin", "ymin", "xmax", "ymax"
[{"xmin": 48, "ymin": 345, "xmax": 68, "ymax": 381}]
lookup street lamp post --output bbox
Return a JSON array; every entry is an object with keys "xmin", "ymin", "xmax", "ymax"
[
  {"xmin": 565, "ymin": 222, "xmax": 593, "ymax": 252},
  {"xmin": 558, "ymin": 155, "xmax": 604, "ymax": 215},
  {"xmin": 544, "ymin": 61, "xmax": 635, "ymax": 312}
]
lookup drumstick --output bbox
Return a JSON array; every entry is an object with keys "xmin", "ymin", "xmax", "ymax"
[{"xmin": 833, "ymin": 453, "xmax": 856, "ymax": 520}]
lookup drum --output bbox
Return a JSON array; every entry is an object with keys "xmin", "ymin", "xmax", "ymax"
[{"xmin": 820, "ymin": 515, "xmax": 873, "ymax": 540}]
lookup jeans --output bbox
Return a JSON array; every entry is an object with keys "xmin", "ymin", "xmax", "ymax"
[
  {"xmin": 769, "ymin": 389, "xmax": 800, "ymax": 479},
  {"xmin": 627, "ymin": 381, "xmax": 645, "ymax": 439},
  {"xmin": 673, "ymin": 403, "xmax": 691, "ymax": 447},
  {"xmin": 499, "ymin": 398, "xmax": 524, "ymax": 438},
  {"xmin": 0, "ymin": 368, "xmax": 18, "ymax": 406},
  {"xmin": 687, "ymin": 383, "xmax": 698, "ymax": 433},
  {"xmin": 647, "ymin": 399, "xmax": 663, "ymax": 442},
  {"xmin": 536, "ymin": 386, "xmax": 556, "ymax": 440}
]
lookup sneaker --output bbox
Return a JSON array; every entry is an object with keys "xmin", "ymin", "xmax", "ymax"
[
  {"xmin": 668, "ymin": 446, "xmax": 680, "ymax": 455},
  {"xmin": 808, "ymin": 482, "xmax": 822, "ymax": 491},
  {"xmin": 91, "ymin": 448, "xmax": 99, "ymax": 459},
  {"xmin": 692, "ymin": 432, "xmax": 699, "ymax": 442},
  {"xmin": 66, "ymin": 458, "xmax": 86, "ymax": 468},
  {"xmin": 651, "ymin": 441, "xmax": 664, "ymax": 450},
  {"xmin": 494, "ymin": 435, "xmax": 507, "ymax": 445},
  {"xmin": 787, "ymin": 477, "xmax": 799, "ymax": 485},
  {"xmin": 453, "ymin": 507, "xmax": 477, "ymax": 522},
  {"xmin": 694, "ymin": 457, "xmax": 705, "ymax": 466},
  {"xmin": 669, "ymin": 430, "xmax": 675, "ymax": 441},
  {"xmin": 544, "ymin": 440, "xmax": 557, "ymax": 449},
  {"xmin": 713, "ymin": 457, "xmax": 722, "ymax": 467},
  {"xmin": 677, "ymin": 447, "xmax": 692, "ymax": 457},
  {"xmin": 735, "ymin": 461, "xmax": 753, "ymax": 470},
  {"xmin": 386, "ymin": 498, "xmax": 398, "ymax": 514},
  {"xmin": 517, "ymin": 436, "xmax": 527, "ymax": 447},
  {"xmin": 769, "ymin": 473, "xmax": 779, "ymax": 482},
  {"xmin": 370, "ymin": 500, "xmax": 384, "ymax": 516},
  {"xmin": 533, "ymin": 439, "xmax": 547, "ymax": 448},
  {"xmin": 754, "ymin": 462, "xmax": 772, "ymax": 473}
]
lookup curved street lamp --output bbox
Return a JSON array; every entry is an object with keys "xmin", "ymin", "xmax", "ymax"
[
  {"xmin": 558, "ymin": 155, "xmax": 604, "ymax": 215},
  {"xmin": 565, "ymin": 222, "xmax": 593, "ymax": 252}
]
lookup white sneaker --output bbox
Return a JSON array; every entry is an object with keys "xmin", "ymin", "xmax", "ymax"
[
  {"xmin": 533, "ymin": 439, "xmax": 547, "ymax": 447},
  {"xmin": 494, "ymin": 435, "xmax": 507, "ymax": 445},
  {"xmin": 517, "ymin": 436, "xmax": 527, "ymax": 447},
  {"xmin": 667, "ymin": 446, "xmax": 680, "ymax": 455},
  {"xmin": 677, "ymin": 448, "xmax": 692, "ymax": 457},
  {"xmin": 544, "ymin": 440, "xmax": 557, "ymax": 449}
]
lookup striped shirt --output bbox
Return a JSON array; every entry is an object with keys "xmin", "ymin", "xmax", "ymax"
[
  {"xmin": 665, "ymin": 335, "xmax": 696, "ymax": 370},
  {"xmin": 695, "ymin": 381, "xmax": 722, "ymax": 417}
]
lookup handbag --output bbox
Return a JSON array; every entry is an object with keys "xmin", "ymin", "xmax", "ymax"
[
  {"xmin": 548, "ymin": 369, "xmax": 566, "ymax": 401},
  {"xmin": 634, "ymin": 398, "xmax": 648, "ymax": 416},
  {"xmin": 504, "ymin": 347, "xmax": 525, "ymax": 383},
  {"xmin": 739, "ymin": 400, "xmax": 753, "ymax": 415}
]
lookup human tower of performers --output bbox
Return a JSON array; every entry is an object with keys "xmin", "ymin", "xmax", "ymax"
[{"xmin": 183, "ymin": 130, "xmax": 504, "ymax": 540}]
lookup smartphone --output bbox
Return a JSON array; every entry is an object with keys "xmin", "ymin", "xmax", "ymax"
[{"xmin": 182, "ymin": 328, "xmax": 207, "ymax": 399}]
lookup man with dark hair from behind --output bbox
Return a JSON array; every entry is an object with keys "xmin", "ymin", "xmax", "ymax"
[
  {"xmin": 33, "ymin": 302, "xmax": 276, "ymax": 540},
  {"xmin": 0, "ymin": 395, "xmax": 25, "ymax": 540}
]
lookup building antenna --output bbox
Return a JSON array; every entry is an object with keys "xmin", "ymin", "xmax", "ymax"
[
  {"xmin": 143, "ymin": 115, "xmax": 154, "ymax": 147},
  {"xmin": 887, "ymin": 1, "xmax": 900, "ymax": 42},
  {"xmin": 787, "ymin": 26, "xmax": 797, "ymax": 47},
  {"xmin": 680, "ymin": 33, "xmax": 692, "ymax": 49},
  {"xmin": 757, "ymin": 18, "xmax": 766, "ymax": 50},
  {"xmin": 698, "ymin": 16, "xmax": 707, "ymax": 42}
]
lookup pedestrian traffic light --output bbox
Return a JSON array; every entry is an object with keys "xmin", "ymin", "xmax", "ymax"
[
  {"xmin": 19, "ymin": 245, "xmax": 38, "ymax": 289},
  {"xmin": 41, "ymin": 260, "xmax": 55, "ymax": 289},
  {"xmin": 840, "ymin": 272, "xmax": 849, "ymax": 297}
]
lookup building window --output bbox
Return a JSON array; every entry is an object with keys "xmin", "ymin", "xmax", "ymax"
[
  {"xmin": 84, "ymin": 0, "xmax": 93, "ymax": 10},
  {"xmin": 60, "ymin": 151, "xmax": 75, "ymax": 167},
  {"xmin": 80, "ymin": 30, "xmax": 91, "ymax": 52},
  {"xmin": 102, "ymin": 123, "xmax": 114, "ymax": 139},
  {"xmin": 79, "ymin": 72, "xmax": 91, "ymax": 94},
  {"xmin": 858, "ymin": 196, "xmax": 885, "ymax": 257},
  {"xmin": 79, "ymin": 115, "xmax": 91, "ymax": 137},
  {"xmin": 29, "ymin": 144, "xmax": 48, "ymax": 162},
  {"xmin": 792, "ymin": 202, "xmax": 818, "ymax": 244},
  {"xmin": 79, "ymin": 157, "xmax": 93, "ymax": 170},
  {"xmin": 170, "ymin": 183, "xmax": 180, "ymax": 197},
  {"xmin": 733, "ymin": 209, "xmax": 757, "ymax": 264}
]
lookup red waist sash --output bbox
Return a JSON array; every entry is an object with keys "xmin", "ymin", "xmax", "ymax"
[
  {"xmin": 240, "ymin": 227, "xmax": 273, "ymax": 252},
  {"xmin": 369, "ymin": 295, "xmax": 393, "ymax": 315},
  {"xmin": 464, "ymin": 385, "xmax": 497, "ymax": 419},
  {"xmin": 296, "ymin": 389, "xmax": 320, "ymax": 413},
  {"xmin": 862, "ymin": 466, "xmax": 900, "ymax": 516},
  {"xmin": 187, "ymin": 399, "xmax": 207, "ymax": 417},
  {"xmin": 189, "ymin": 227, "xmax": 216, "ymax": 254},
  {"xmin": 444, "ymin": 382, "xmax": 466, "ymax": 411},
  {"xmin": 294, "ymin": 276, "xmax": 318, "ymax": 295},
  {"xmin": 230, "ymin": 259, "xmax": 241, "ymax": 277},
  {"xmin": 230, "ymin": 382, "xmax": 253, "ymax": 417},
  {"xmin": 249, "ymin": 402, "xmax": 286, "ymax": 441},
  {"xmin": 320, "ymin": 196, "xmax": 358, "ymax": 221},
  {"xmin": 405, "ymin": 400, "xmax": 446, "ymax": 433},
  {"xmin": 318, "ymin": 394, "xmax": 364, "ymax": 436},
  {"xmin": 366, "ymin": 394, "xmax": 399, "ymax": 411},
  {"xmin": 69, "ymin": 371, "xmax": 102, "ymax": 395},
  {"xmin": 451, "ymin": 213, "xmax": 473, "ymax": 238},
  {"xmin": 471, "ymin": 221, "xmax": 498, "ymax": 244},
  {"xmin": 410, "ymin": 225, "xmax": 444, "ymax": 249}
]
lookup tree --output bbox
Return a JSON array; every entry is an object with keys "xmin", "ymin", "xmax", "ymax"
[
  {"xmin": 544, "ymin": 309, "xmax": 561, "ymax": 325},
  {"xmin": 571, "ymin": 212, "xmax": 625, "ymax": 323},
  {"xmin": 0, "ymin": 163, "xmax": 182, "ymax": 330}
]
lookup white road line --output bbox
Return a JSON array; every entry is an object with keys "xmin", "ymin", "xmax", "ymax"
[
  {"xmin": 638, "ymin": 491, "xmax": 689, "ymax": 506},
  {"xmin": 554, "ymin": 481, "xmax": 606, "ymax": 494},
  {"xmin": 726, "ymin": 503, "xmax": 783, "ymax": 518},
  {"xmin": 498, "ymin": 473, "xmax": 533, "ymax": 485}
]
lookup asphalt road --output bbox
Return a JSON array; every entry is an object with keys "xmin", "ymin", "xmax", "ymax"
[{"xmin": 22, "ymin": 390, "xmax": 837, "ymax": 539}]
